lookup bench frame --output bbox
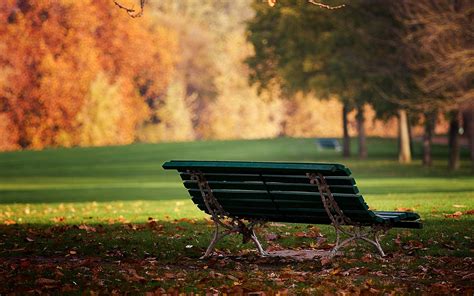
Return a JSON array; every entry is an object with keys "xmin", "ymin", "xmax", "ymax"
[
  {"xmin": 190, "ymin": 170, "xmax": 268, "ymax": 259},
  {"xmin": 190, "ymin": 169, "xmax": 390, "ymax": 259},
  {"xmin": 307, "ymin": 173, "xmax": 389, "ymax": 257}
]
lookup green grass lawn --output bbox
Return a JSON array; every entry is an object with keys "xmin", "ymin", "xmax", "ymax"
[{"xmin": 0, "ymin": 137, "xmax": 473, "ymax": 294}]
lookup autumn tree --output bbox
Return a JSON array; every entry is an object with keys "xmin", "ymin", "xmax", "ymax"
[
  {"xmin": 0, "ymin": 0, "xmax": 101, "ymax": 148},
  {"xmin": 0, "ymin": 0, "xmax": 177, "ymax": 149}
]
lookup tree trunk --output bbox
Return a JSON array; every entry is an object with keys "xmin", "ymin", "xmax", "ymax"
[
  {"xmin": 422, "ymin": 112, "xmax": 436, "ymax": 167},
  {"xmin": 356, "ymin": 105, "xmax": 367, "ymax": 159},
  {"xmin": 448, "ymin": 110, "xmax": 461, "ymax": 171},
  {"xmin": 398, "ymin": 109, "xmax": 412, "ymax": 163},
  {"xmin": 465, "ymin": 108, "xmax": 474, "ymax": 168},
  {"xmin": 408, "ymin": 117, "xmax": 414, "ymax": 156},
  {"xmin": 342, "ymin": 104, "xmax": 351, "ymax": 158}
]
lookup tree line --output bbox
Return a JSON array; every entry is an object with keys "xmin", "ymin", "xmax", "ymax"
[{"xmin": 1, "ymin": 0, "xmax": 398, "ymax": 152}]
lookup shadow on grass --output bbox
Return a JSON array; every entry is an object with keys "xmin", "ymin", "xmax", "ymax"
[
  {"xmin": 0, "ymin": 218, "xmax": 472, "ymax": 259},
  {"xmin": 0, "ymin": 217, "xmax": 472, "ymax": 294}
]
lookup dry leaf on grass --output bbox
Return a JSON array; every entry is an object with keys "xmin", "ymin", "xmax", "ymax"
[
  {"xmin": 4, "ymin": 219, "xmax": 16, "ymax": 225},
  {"xmin": 444, "ymin": 211, "xmax": 463, "ymax": 219},
  {"xmin": 396, "ymin": 207, "xmax": 414, "ymax": 212},
  {"xmin": 35, "ymin": 278, "xmax": 59, "ymax": 286}
]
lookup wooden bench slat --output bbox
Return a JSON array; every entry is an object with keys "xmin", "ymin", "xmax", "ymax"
[
  {"xmin": 183, "ymin": 180, "xmax": 359, "ymax": 195},
  {"xmin": 273, "ymin": 199, "xmax": 368, "ymax": 211},
  {"xmin": 180, "ymin": 173, "xmax": 262, "ymax": 182},
  {"xmin": 164, "ymin": 160, "xmax": 352, "ymax": 176},
  {"xmin": 375, "ymin": 211, "xmax": 420, "ymax": 219},
  {"xmin": 180, "ymin": 173, "xmax": 356, "ymax": 186},
  {"xmin": 263, "ymin": 175, "xmax": 356, "ymax": 185},
  {"xmin": 191, "ymin": 197, "xmax": 275, "ymax": 209},
  {"xmin": 188, "ymin": 189, "xmax": 365, "ymax": 208}
]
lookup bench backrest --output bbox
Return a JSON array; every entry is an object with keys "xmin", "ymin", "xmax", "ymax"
[{"xmin": 163, "ymin": 160, "xmax": 384, "ymax": 225}]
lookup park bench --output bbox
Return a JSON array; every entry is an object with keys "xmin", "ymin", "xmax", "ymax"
[
  {"xmin": 316, "ymin": 138, "xmax": 342, "ymax": 152},
  {"xmin": 162, "ymin": 160, "xmax": 422, "ymax": 259}
]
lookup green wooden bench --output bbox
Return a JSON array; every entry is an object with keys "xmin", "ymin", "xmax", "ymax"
[{"xmin": 163, "ymin": 160, "xmax": 422, "ymax": 259}]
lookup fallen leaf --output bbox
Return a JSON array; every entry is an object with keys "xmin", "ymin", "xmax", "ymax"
[
  {"xmin": 453, "ymin": 204, "xmax": 466, "ymax": 208},
  {"xmin": 51, "ymin": 217, "xmax": 66, "ymax": 223},
  {"xmin": 361, "ymin": 253, "xmax": 373, "ymax": 263},
  {"xmin": 4, "ymin": 219, "xmax": 16, "ymax": 225},
  {"xmin": 396, "ymin": 207, "xmax": 414, "ymax": 212},
  {"xmin": 78, "ymin": 224, "xmax": 96, "ymax": 232},
  {"xmin": 320, "ymin": 257, "xmax": 332, "ymax": 266},
  {"xmin": 268, "ymin": 222, "xmax": 287, "ymax": 227},
  {"xmin": 35, "ymin": 278, "xmax": 58, "ymax": 286},
  {"xmin": 164, "ymin": 273, "xmax": 175, "ymax": 279},
  {"xmin": 295, "ymin": 232, "xmax": 306, "ymax": 237},
  {"xmin": 227, "ymin": 274, "xmax": 239, "ymax": 281},
  {"xmin": 266, "ymin": 233, "xmax": 279, "ymax": 241},
  {"xmin": 444, "ymin": 211, "xmax": 463, "ymax": 219},
  {"xmin": 125, "ymin": 269, "xmax": 146, "ymax": 283}
]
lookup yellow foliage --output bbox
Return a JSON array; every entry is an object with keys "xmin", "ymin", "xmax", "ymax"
[
  {"xmin": 199, "ymin": 89, "xmax": 284, "ymax": 140},
  {"xmin": 284, "ymin": 95, "xmax": 343, "ymax": 138},
  {"xmin": 137, "ymin": 81, "xmax": 195, "ymax": 143},
  {"xmin": 0, "ymin": 113, "xmax": 19, "ymax": 151},
  {"xmin": 197, "ymin": 31, "xmax": 284, "ymax": 140},
  {"xmin": 77, "ymin": 73, "xmax": 126, "ymax": 147}
]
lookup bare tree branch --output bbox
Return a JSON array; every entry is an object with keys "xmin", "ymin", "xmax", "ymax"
[
  {"xmin": 114, "ymin": 0, "xmax": 146, "ymax": 18},
  {"xmin": 116, "ymin": 0, "xmax": 345, "ymax": 18},
  {"xmin": 394, "ymin": 0, "xmax": 473, "ymax": 110},
  {"xmin": 308, "ymin": 0, "xmax": 345, "ymax": 9}
]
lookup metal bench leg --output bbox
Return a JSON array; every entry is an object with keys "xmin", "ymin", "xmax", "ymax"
[
  {"xmin": 200, "ymin": 224, "xmax": 231, "ymax": 259},
  {"xmin": 190, "ymin": 170, "xmax": 268, "ymax": 258},
  {"xmin": 250, "ymin": 229, "xmax": 269, "ymax": 256},
  {"xmin": 200, "ymin": 220, "xmax": 267, "ymax": 259},
  {"xmin": 328, "ymin": 225, "xmax": 388, "ymax": 258},
  {"xmin": 307, "ymin": 173, "xmax": 390, "ymax": 259},
  {"xmin": 361, "ymin": 228, "xmax": 386, "ymax": 257},
  {"xmin": 330, "ymin": 235, "xmax": 357, "ymax": 257}
]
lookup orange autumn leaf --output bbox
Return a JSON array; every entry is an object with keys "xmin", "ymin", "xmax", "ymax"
[
  {"xmin": 444, "ymin": 211, "xmax": 463, "ymax": 219},
  {"xmin": 4, "ymin": 219, "xmax": 16, "ymax": 225},
  {"xmin": 396, "ymin": 207, "xmax": 414, "ymax": 212}
]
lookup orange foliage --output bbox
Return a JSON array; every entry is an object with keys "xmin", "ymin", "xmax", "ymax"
[
  {"xmin": 92, "ymin": 1, "xmax": 177, "ymax": 143},
  {"xmin": 0, "ymin": 0, "xmax": 177, "ymax": 149}
]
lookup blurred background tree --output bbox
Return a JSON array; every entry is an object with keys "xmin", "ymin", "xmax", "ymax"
[{"xmin": 394, "ymin": 0, "xmax": 473, "ymax": 169}]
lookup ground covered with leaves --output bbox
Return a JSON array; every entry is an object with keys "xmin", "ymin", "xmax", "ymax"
[
  {"xmin": 1, "ymin": 216, "xmax": 473, "ymax": 295},
  {"xmin": 1, "ymin": 138, "xmax": 473, "ymax": 294}
]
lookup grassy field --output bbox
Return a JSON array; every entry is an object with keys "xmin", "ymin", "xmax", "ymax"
[{"xmin": 0, "ymin": 137, "xmax": 473, "ymax": 294}]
